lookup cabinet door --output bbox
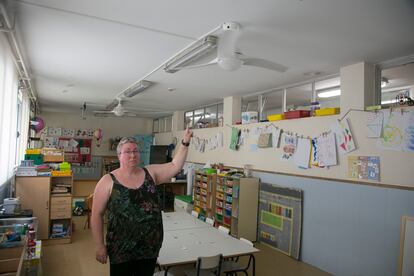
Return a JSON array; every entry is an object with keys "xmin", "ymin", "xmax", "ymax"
[{"xmin": 16, "ymin": 177, "xmax": 50, "ymax": 240}]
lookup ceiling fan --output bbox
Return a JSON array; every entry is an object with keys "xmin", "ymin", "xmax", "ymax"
[
  {"xmin": 93, "ymin": 99, "xmax": 138, "ymax": 117},
  {"xmin": 173, "ymin": 22, "xmax": 288, "ymax": 73}
]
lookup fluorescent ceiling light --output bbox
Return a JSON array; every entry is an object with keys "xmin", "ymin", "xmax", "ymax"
[
  {"xmin": 164, "ymin": 35, "xmax": 218, "ymax": 73},
  {"xmin": 106, "ymin": 99, "xmax": 119, "ymax": 110},
  {"xmin": 123, "ymin": 80, "xmax": 153, "ymax": 98},
  {"xmin": 318, "ymin": 89, "xmax": 341, "ymax": 98},
  {"xmin": 381, "ymin": 99, "xmax": 398, "ymax": 105}
]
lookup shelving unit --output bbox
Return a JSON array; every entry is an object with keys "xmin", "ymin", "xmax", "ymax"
[
  {"xmin": 15, "ymin": 175, "xmax": 73, "ymax": 244},
  {"xmin": 193, "ymin": 171, "xmax": 216, "ymax": 220},
  {"xmin": 215, "ymin": 176, "xmax": 259, "ymax": 241},
  {"xmin": 49, "ymin": 175, "xmax": 73, "ymax": 244}
]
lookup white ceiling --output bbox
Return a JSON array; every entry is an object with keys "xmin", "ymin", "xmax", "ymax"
[{"xmin": 9, "ymin": 0, "xmax": 414, "ymax": 117}]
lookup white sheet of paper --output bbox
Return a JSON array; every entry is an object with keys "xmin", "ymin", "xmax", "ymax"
[
  {"xmin": 366, "ymin": 112, "xmax": 383, "ymax": 138},
  {"xmin": 294, "ymin": 138, "xmax": 311, "ymax": 169}
]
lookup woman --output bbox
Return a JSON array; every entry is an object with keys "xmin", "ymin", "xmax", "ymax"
[{"xmin": 91, "ymin": 128, "xmax": 193, "ymax": 276}]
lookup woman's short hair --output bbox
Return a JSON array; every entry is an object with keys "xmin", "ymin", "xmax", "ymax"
[{"xmin": 116, "ymin": 137, "xmax": 138, "ymax": 155}]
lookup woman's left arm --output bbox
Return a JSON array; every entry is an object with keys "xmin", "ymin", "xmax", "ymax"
[{"xmin": 147, "ymin": 128, "xmax": 192, "ymax": 184}]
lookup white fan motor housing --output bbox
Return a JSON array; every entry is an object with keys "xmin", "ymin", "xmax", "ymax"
[{"xmin": 218, "ymin": 57, "xmax": 242, "ymax": 71}]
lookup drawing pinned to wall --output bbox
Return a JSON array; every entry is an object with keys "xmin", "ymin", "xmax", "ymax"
[
  {"xmin": 316, "ymin": 132, "xmax": 337, "ymax": 167},
  {"xmin": 310, "ymin": 138, "xmax": 319, "ymax": 167},
  {"xmin": 347, "ymin": 156, "xmax": 380, "ymax": 181},
  {"xmin": 109, "ymin": 136, "xmax": 122, "ymax": 151},
  {"xmin": 294, "ymin": 138, "xmax": 311, "ymax": 169},
  {"xmin": 229, "ymin": 127, "xmax": 241, "ymax": 150},
  {"xmin": 271, "ymin": 126, "xmax": 282, "ymax": 148},
  {"xmin": 377, "ymin": 110, "xmax": 414, "ymax": 152},
  {"xmin": 280, "ymin": 133, "xmax": 297, "ymax": 161},
  {"xmin": 366, "ymin": 112, "xmax": 383, "ymax": 138},
  {"xmin": 331, "ymin": 118, "xmax": 356, "ymax": 154}
]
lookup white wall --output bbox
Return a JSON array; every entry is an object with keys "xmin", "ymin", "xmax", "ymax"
[
  {"xmin": 40, "ymin": 111, "xmax": 153, "ymax": 156},
  {"xmin": 159, "ymin": 106, "xmax": 414, "ymax": 189}
]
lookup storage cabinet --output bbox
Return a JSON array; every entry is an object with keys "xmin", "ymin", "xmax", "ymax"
[
  {"xmin": 16, "ymin": 175, "xmax": 73, "ymax": 243},
  {"xmin": 215, "ymin": 176, "xmax": 259, "ymax": 241},
  {"xmin": 15, "ymin": 177, "xmax": 50, "ymax": 240},
  {"xmin": 193, "ymin": 171, "xmax": 216, "ymax": 219}
]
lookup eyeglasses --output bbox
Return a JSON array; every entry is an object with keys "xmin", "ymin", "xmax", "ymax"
[{"xmin": 121, "ymin": 150, "xmax": 139, "ymax": 155}]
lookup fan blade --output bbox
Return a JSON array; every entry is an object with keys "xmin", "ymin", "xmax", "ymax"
[
  {"xmin": 123, "ymin": 112, "xmax": 138, "ymax": 117},
  {"xmin": 176, "ymin": 58, "xmax": 219, "ymax": 70},
  {"xmin": 242, "ymin": 57, "xmax": 288, "ymax": 72},
  {"xmin": 93, "ymin": 110, "xmax": 114, "ymax": 114},
  {"xmin": 218, "ymin": 25, "xmax": 240, "ymax": 59}
]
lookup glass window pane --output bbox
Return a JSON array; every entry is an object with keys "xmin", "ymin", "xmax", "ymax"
[
  {"xmin": 185, "ymin": 111, "xmax": 193, "ymax": 129},
  {"xmin": 263, "ymin": 90, "xmax": 284, "ymax": 117},
  {"xmin": 165, "ymin": 116, "xmax": 172, "ymax": 132},
  {"xmin": 205, "ymin": 105, "xmax": 218, "ymax": 127},
  {"xmin": 315, "ymin": 77, "xmax": 341, "ymax": 108},
  {"xmin": 381, "ymin": 63, "xmax": 414, "ymax": 107},
  {"xmin": 194, "ymin": 108, "xmax": 204, "ymax": 129},
  {"xmin": 242, "ymin": 96, "xmax": 258, "ymax": 112},
  {"xmin": 153, "ymin": 119, "xmax": 159, "ymax": 133},
  {"xmin": 286, "ymin": 83, "xmax": 312, "ymax": 111},
  {"xmin": 217, "ymin": 103, "xmax": 223, "ymax": 127}
]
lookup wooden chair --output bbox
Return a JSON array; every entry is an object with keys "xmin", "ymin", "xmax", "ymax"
[
  {"xmin": 221, "ymin": 238, "xmax": 255, "ymax": 276},
  {"xmin": 184, "ymin": 254, "xmax": 223, "ymax": 276},
  {"xmin": 83, "ymin": 194, "xmax": 94, "ymax": 229}
]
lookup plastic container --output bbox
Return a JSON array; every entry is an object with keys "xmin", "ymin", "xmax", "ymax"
[
  {"xmin": 267, "ymin": 114, "xmax": 285, "ymax": 121},
  {"xmin": 310, "ymin": 101, "xmax": 320, "ymax": 116},
  {"xmin": 315, "ymin": 107, "xmax": 340, "ymax": 116},
  {"xmin": 25, "ymin": 149, "xmax": 41, "ymax": 155},
  {"xmin": 284, "ymin": 110, "xmax": 311, "ymax": 119},
  {"xmin": 24, "ymin": 154, "xmax": 43, "ymax": 165}
]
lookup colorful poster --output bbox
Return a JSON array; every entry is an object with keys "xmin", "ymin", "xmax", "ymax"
[
  {"xmin": 347, "ymin": 156, "xmax": 380, "ymax": 181},
  {"xmin": 331, "ymin": 118, "xmax": 356, "ymax": 154}
]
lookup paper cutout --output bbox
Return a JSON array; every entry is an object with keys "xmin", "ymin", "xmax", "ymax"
[{"xmin": 331, "ymin": 118, "xmax": 356, "ymax": 154}]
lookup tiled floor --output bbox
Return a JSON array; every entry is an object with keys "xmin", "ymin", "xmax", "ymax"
[{"xmin": 42, "ymin": 217, "xmax": 330, "ymax": 276}]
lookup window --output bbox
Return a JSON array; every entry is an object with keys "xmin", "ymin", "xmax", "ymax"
[
  {"xmin": 381, "ymin": 62, "xmax": 414, "ymax": 107},
  {"xmin": 153, "ymin": 115, "xmax": 173, "ymax": 133},
  {"xmin": 184, "ymin": 103, "xmax": 223, "ymax": 129}
]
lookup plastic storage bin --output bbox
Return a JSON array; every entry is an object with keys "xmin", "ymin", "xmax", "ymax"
[
  {"xmin": 24, "ymin": 154, "xmax": 43, "ymax": 165},
  {"xmin": 315, "ymin": 107, "xmax": 340, "ymax": 116},
  {"xmin": 267, "ymin": 114, "xmax": 285, "ymax": 121},
  {"xmin": 284, "ymin": 110, "xmax": 311, "ymax": 119}
]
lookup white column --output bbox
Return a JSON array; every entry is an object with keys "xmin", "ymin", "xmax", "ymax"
[
  {"xmin": 223, "ymin": 96, "xmax": 241, "ymax": 125},
  {"xmin": 340, "ymin": 62, "xmax": 376, "ymax": 114}
]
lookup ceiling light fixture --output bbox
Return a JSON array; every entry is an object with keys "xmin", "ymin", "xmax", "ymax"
[
  {"xmin": 381, "ymin": 77, "xmax": 389, "ymax": 88},
  {"xmin": 123, "ymin": 80, "xmax": 153, "ymax": 98},
  {"xmin": 106, "ymin": 99, "xmax": 119, "ymax": 110},
  {"xmin": 317, "ymin": 86, "xmax": 341, "ymax": 98},
  {"xmin": 164, "ymin": 35, "xmax": 218, "ymax": 73}
]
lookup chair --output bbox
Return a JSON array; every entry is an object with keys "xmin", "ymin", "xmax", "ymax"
[
  {"xmin": 221, "ymin": 238, "xmax": 255, "ymax": 276},
  {"xmin": 205, "ymin": 217, "xmax": 215, "ymax": 226},
  {"xmin": 83, "ymin": 193, "xmax": 94, "ymax": 229},
  {"xmin": 191, "ymin": 210, "xmax": 199, "ymax": 218},
  {"xmin": 218, "ymin": 225, "xmax": 230, "ymax": 234},
  {"xmin": 184, "ymin": 254, "xmax": 223, "ymax": 276}
]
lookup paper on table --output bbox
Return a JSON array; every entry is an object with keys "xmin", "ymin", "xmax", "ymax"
[{"xmin": 294, "ymin": 138, "xmax": 311, "ymax": 169}]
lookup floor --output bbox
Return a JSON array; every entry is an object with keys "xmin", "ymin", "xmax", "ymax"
[{"xmin": 42, "ymin": 216, "xmax": 331, "ymax": 276}]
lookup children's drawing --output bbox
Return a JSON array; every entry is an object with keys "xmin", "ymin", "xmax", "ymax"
[
  {"xmin": 331, "ymin": 118, "xmax": 356, "ymax": 154},
  {"xmin": 366, "ymin": 112, "xmax": 383, "ymax": 138},
  {"xmin": 378, "ymin": 110, "xmax": 405, "ymax": 151},
  {"xmin": 280, "ymin": 133, "xmax": 297, "ymax": 161}
]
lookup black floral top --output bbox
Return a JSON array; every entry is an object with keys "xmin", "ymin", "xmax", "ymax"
[{"xmin": 106, "ymin": 168, "xmax": 163, "ymax": 264}]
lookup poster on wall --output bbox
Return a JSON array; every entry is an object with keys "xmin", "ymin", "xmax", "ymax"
[
  {"xmin": 331, "ymin": 118, "xmax": 356, "ymax": 154},
  {"xmin": 258, "ymin": 183, "xmax": 303, "ymax": 260},
  {"xmin": 377, "ymin": 110, "xmax": 414, "ymax": 152}
]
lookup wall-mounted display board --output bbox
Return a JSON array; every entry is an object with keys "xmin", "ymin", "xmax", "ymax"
[
  {"xmin": 398, "ymin": 216, "xmax": 414, "ymax": 276},
  {"xmin": 258, "ymin": 182, "xmax": 303, "ymax": 259},
  {"xmin": 58, "ymin": 137, "xmax": 92, "ymax": 165}
]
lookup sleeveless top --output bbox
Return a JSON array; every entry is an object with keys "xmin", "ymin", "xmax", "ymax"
[{"xmin": 106, "ymin": 168, "xmax": 163, "ymax": 264}]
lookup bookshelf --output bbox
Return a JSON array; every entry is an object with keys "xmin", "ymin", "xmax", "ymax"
[{"xmin": 193, "ymin": 171, "xmax": 216, "ymax": 220}]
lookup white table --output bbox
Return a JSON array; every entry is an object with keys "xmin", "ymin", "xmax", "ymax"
[
  {"xmin": 162, "ymin": 211, "xmax": 211, "ymax": 231},
  {"xmin": 159, "ymin": 212, "xmax": 259, "ymax": 275}
]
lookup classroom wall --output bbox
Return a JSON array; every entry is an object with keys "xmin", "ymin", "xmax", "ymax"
[
  {"xmin": 255, "ymin": 171, "xmax": 414, "ymax": 276},
  {"xmin": 157, "ymin": 106, "xmax": 414, "ymax": 188},
  {"xmin": 40, "ymin": 111, "xmax": 153, "ymax": 156}
]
